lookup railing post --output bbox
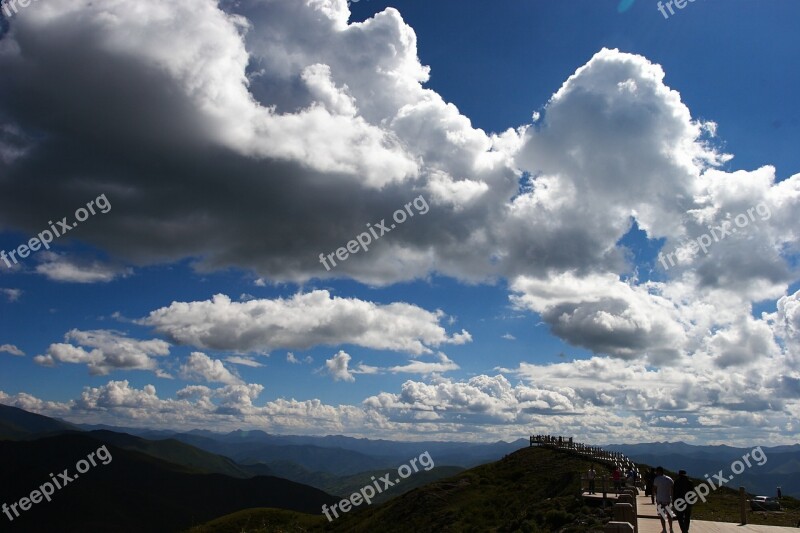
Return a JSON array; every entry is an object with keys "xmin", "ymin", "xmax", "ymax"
[{"xmin": 739, "ymin": 487, "xmax": 747, "ymax": 525}]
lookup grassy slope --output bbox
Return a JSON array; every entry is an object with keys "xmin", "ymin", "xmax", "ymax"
[
  {"xmin": 259, "ymin": 459, "xmax": 464, "ymax": 503},
  {"xmin": 327, "ymin": 465, "xmax": 464, "ymax": 504},
  {"xmin": 692, "ymin": 484, "xmax": 800, "ymax": 527},
  {"xmin": 188, "ymin": 446, "xmax": 613, "ymax": 533},
  {"xmin": 190, "ymin": 446, "xmax": 800, "ymax": 533},
  {"xmin": 89, "ymin": 430, "xmax": 253, "ymax": 479},
  {"xmin": 0, "ymin": 433, "xmax": 338, "ymax": 533},
  {"xmin": 0, "ymin": 403, "xmax": 79, "ymax": 440}
]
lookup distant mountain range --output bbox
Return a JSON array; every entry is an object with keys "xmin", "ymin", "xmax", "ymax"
[
  {"xmin": 0, "ymin": 405, "xmax": 523, "ymax": 531},
  {"xmin": 605, "ymin": 441, "xmax": 800, "ymax": 497},
  {"xmin": 5, "ymin": 404, "xmax": 798, "ymax": 531},
  {"xmin": 77, "ymin": 423, "xmax": 528, "ymax": 472}
]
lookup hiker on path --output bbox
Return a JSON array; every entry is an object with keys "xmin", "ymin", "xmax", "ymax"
[
  {"xmin": 626, "ymin": 468, "xmax": 636, "ymax": 487},
  {"xmin": 653, "ymin": 466, "xmax": 675, "ymax": 533},
  {"xmin": 673, "ymin": 470, "xmax": 695, "ymax": 533},
  {"xmin": 587, "ymin": 466, "xmax": 596, "ymax": 494},
  {"xmin": 645, "ymin": 468, "xmax": 656, "ymax": 504},
  {"xmin": 612, "ymin": 466, "xmax": 622, "ymax": 492}
]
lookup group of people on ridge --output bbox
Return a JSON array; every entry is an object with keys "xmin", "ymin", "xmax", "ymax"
[
  {"xmin": 645, "ymin": 466, "xmax": 695, "ymax": 533},
  {"xmin": 586, "ymin": 465, "xmax": 696, "ymax": 533},
  {"xmin": 586, "ymin": 465, "xmax": 637, "ymax": 493}
]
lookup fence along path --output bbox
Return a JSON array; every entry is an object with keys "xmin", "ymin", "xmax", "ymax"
[
  {"xmin": 529, "ymin": 434, "xmax": 641, "ymax": 490},
  {"xmin": 530, "ymin": 435, "xmax": 798, "ymax": 533}
]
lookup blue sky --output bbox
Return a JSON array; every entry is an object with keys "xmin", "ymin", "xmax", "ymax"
[{"xmin": 1, "ymin": 0, "xmax": 799, "ymax": 445}]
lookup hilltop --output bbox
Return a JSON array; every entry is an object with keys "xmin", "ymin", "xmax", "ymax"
[
  {"xmin": 189, "ymin": 445, "xmax": 612, "ymax": 533},
  {"xmin": 189, "ymin": 443, "xmax": 800, "ymax": 533}
]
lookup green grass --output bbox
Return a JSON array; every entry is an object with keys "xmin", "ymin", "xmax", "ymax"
[
  {"xmin": 188, "ymin": 446, "xmax": 614, "ymax": 533},
  {"xmin": 189, "ymin": 446, "xmax": 800, "ymax": 533},
  {"xmin": 327, "ymin": 446, "xmax": 615, "ymax": 532},
  {"xmin": 692, "ymin": 489, "xmax": 800, "ymax": 527},
  {"xmin": 324, "ymin": 465, "xmax": 464, "ymax": 503},
  {"xmin": 185, "ymin": 508, "xmax": 326, "ymax": 533}
]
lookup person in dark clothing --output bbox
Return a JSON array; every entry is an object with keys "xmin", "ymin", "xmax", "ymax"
[
  {"xmin": 673, "ymin": 470, "xmax": 695, "ymax": 533},
  {"xmin": 645, "ymin": 468, "xmax": 656, "ymax": 504},
  {"xmin": 587, "ymin": 465, "xmax": 596, "ymax": 494}
]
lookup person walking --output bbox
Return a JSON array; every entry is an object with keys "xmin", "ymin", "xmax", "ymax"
[
  {"xmin": 653, "ymin": 466, "xmax": 675, "ymax": 533},
  {"xmin": 645, "ymin": 468, "xmax": 656, "ymax": 504},
  {"xmin": 673, "ymin": 470, "xmax": 695, "ymax": 533},
  {"xmin": 612, "ymin": 466, "xmax": 622, "ymax": 492},
  {"xmin": 587, "ymin": 465, "xmax": 596, "ymax": 494}
]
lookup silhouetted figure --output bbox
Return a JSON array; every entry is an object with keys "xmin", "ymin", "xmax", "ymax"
[
  {"xmin": 645, "ymin": 468, "xmax": 656, "ymax": 504},
  {"xmin": 674, "ymin": 470, "xmax": 695, "ymax": 533},
  {"xmin": 588, "ymin": 465, "xmax": 596, "ymax": 494}
]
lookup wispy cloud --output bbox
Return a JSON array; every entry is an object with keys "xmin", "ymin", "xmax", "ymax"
[
  {"xmin": 0, "ymin": 288, "xmax": 22, "ymax": 302},
  {"xmin": 35, "ymin": 254, "xmax": 132, "ymax": 284},
  {"xmin": 0, "ymin": 344, "xmax": 24, "ymax": 356}
]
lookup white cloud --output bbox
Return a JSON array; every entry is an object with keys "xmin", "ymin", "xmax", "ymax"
[
  {"xmin": 501, "ymin": 333, "xmax": 516, "ymax": 341},
  {"xmin": 353, "ymin": 363, "xmax": 381, "ymax": 375},
  {"xmin": 2, "ymin": 360, "xmax": 798, "ymax": 444},
  {"xmin": 0, "ymin": 344, "xmax": 24, "ymax": 356},
  {"xmin": 0, "ymin": 288, "xmax": 22, "ymax": 302},
  {"xmin": 510, "ymin": 272, "xmax": 689, "ymax": 363},
  {"xmin": 140, "ymin": 291, "xmax": 469, "ymax": 355},
  {"xmin": 33, "ymin": 329, "xmax": 170, "ymax": 375},
  {"xmin": 286, "ymin": 353, "xmax": 314, "ymax": 365},
  {"xmin": 180, "ymin": 352, "xmax": 244, "ymax": 385},
  {"xmin": 325, "ymin": 350, "xmax": 355, "ymax": 382},
  {"xmin": 387, "ymin": 352, "xmax": 460, "ymax": 375},
  {"xmin": 768, "ymin": 291, "xmax": 800, "ymax": 368},
  {"xmin": 35, "ymin": 254, "xmax": 132, "ymax": 284},
  {"xmin": 0, "ymin": 1, "xmax": 795, "ymax": 303},
  {"xmin": 225, "ymin": 356, "xmax": 264, "ymax": 368}
]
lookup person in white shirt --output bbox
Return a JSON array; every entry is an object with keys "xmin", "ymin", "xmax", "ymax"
[{"xmin": 652, "ymin": 466, "xmax": 675, "ymax": 533}]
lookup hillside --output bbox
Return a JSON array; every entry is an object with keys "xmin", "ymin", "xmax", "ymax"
[
  {"xmin": 241, "ymin": 459, "xmax": 463, "ymax": 502},
  {"xmin": 0, "ymin": 433, "xmax": 337, "ymax": 533},
  {"xmin": 189, "ymin": 445, "xmax": 613, "ymax": 533},
  {"xmin": 86, "ymin": 430, "xmax": 257, "ymax": 479},
  {"xmin": 0, "ymin": 404, "xmax": 80, "ymax": 439}
]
